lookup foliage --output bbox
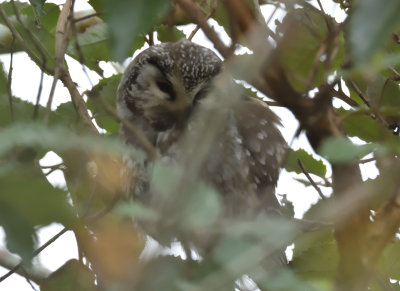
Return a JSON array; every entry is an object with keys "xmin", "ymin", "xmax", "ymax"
[{"xmin": 0, "ymin": 0, "xmax": 400, "ymax": 290}]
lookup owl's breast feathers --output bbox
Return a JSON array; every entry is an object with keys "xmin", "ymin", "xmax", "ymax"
[{"xmin": 156, "ymin": 97, "xmax": 288, "ymax": 215}]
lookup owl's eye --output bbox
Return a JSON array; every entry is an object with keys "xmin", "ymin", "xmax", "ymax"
[
  {"xmin": 193, "ymin": 88, "xmax": 208, "ymax": 105},
  {"xmin": 156, "ymin": 81, "xmax": 175, "ymax": 101}
]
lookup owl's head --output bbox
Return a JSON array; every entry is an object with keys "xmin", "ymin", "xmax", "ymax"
[{"xmin": 117, "ymin": 41, "xmax": 222, "ymax": 131}]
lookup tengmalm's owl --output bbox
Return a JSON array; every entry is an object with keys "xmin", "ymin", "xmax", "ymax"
[{"xmin": 117, "ymin": 40, "xmax": 287, "ymax": 249}]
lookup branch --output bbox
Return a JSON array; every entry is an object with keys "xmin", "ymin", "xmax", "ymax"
[
  {"xmin": 0, "ymin": 227, "xmax": 68, "ymax": 283},
  {"xmin": 0, "ymin": 5, "xmax": 54, "ymax": 75},
  {"xmin": 0, "ymin": 249, "xmax": 50, "ymax": 285},
  {"xmin": 175, "ymin": 0, "xmax": 233, "ymax": 58},
  {"xmin": 95, "ymin": 95, "xmax": 157, "ymax": 160},
  {"xmin": 297, "ymin": 159, "xmax": 326, "ymax": 200},
  {"xmin": 44, "ymin": 0, "xmax": 73, "ymax": 123},
  {"xmin": 59, "ymin": 72, "xmax": 98, "ymax": 133}
]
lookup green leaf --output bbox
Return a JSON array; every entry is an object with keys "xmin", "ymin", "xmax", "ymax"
[
  {"xmin": 318, "ymin": 137, "xmax": 376, "ymax": 163},
  {"xmin": 40, "ymin": 259, "xmax": 96, "ymax": 291},
  {"xmin": 291, "ymin": 229, "xmax": 338, "ymax": 281},
  {"xmin": 67, "ymin": 21, "xmax": 110, "ymax": 73},
  {"xmin": 349, "ymin": 0, "xmax": 400, "ymax": 65},
  {"xmin": 366, "ymin": 75, "xmax": 400, "ymax": 108},
  {"xmin": 114, "ymin": 201, "xmax": 158, "ymax": 222},
  {"xmin": 258, "ymin": 268, "xmax": 320, "ymax": 291},
  {"xmin": 0, "ymin": 122, "xmax": 141, "ymax": 159},
  {"xmin": 0, "ymin": 163, "xmax": 75, "ymax": 263},
  {"xmin": 379, "ymin": 240, "xmax": 400, "ymax": 280},
  {"xmin": 101, "ymin": 0, "xmax": 171, "ymax": 60},
  {"xmin": 29, "ymin": 0, "xmax": 46, "ymax": 17},
  {"xmin": 0, "ymin": 2, "xmax": 60, "ymax": 69},
  {"xmin": 276, "ymin": 7, "xmax": 341, "ymax": 92},
  {"xmin": 285, "ymin": 149, "xmax": 327, "ymax": 178},
  {"xmin": 155, "ymin": 25, "xmax": 185, "ymax": 43},
  {"xmin": 337, "ymin": 108, "xmax": 383, "ymax": 142},
  {"xmin": 88, "ymin": 0, "xmax": 103, "ymax": 15},
  {"xmin": 87, "ymin": 75, "xmax": 121, "ymax": 134},
  {"xmin": 151, "ymin": 162, "xmax": 221, "ymax": 230}
]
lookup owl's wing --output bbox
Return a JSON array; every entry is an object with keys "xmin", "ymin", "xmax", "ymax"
[{"xmin": 234, "ymin": 98, "xmax": 288, "ymax": 211}]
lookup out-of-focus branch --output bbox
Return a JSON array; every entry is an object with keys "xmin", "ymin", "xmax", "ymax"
[
  {"xmin": 0, "ymin": 227, "xmax": 68, "ymax": 283},
  {"xmin": 0, "ymin": 1, "xmax": 97, "ymax": 133},
  {"xmin": 0, "ymin": 249, "xmax": 50, "ymax": 285},
  {"xmin": 297, "ymin": 159, "xmax": 326, "ymax": 200},
  {"xmin": 95, "ymin": 95, "xmax": 157, "ymax": 160},
  {"xmin": 175, "ymin": 0, "xmax": 233, "ymax": 58},
  {"xmin": 0, "ymin": 5, "xmax": 54, "ymax": 75},
  {"xmin": 44, "ymin": 0, "xmax": 73, "ymax": 124},
  {"xmin": 59, "ymin": 71, "xmax": 98, "ymax": 133}
]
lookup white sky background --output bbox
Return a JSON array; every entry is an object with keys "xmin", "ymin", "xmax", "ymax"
[{"xmin": 0, "ymin": 0, "xmax": 380, "ymax": 290}]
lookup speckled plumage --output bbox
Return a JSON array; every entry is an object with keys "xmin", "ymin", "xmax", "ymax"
[{"xmin": 117, "ymin": 40, "xmax": 287, "ymax": 217}]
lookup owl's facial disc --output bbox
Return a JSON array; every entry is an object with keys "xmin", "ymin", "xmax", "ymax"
[{"xmin": 132, "ymin": 63, "xmax": 196, "ymax": 131}]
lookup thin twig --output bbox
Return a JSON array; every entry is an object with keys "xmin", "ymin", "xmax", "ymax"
[
  {"xmin": 7, "ymin": 37, "xmax": 15, "ymax": 122},
  {"xmin": 33, "ymin": 69, "xmax": 45, "ymax": 119},
  {"xmin": 0, "ymin": 5, "xmax": 54, "ymax": 75},
  {"xmin": 348, "ymin": 79, "xmax": 371, "ymax": 107},
  {"xmin": 359, "ymin": 157, "xmax": 376, "ymax": 164},
  {"xmin": 0, "ymin": 228, "xmax": 68, "ymax": 283},
  {"xmin": 176, "ymin": 0, "xmax": 232, "ymax": 58},
  {"xmin": 95, "ymin": 95, "xmax": 157, "ymax": 159},
  {"xmin": 188, "ymin": 5, "xmax": 217, "ymax": 41},
  {"xmin": 69, "ymin": 3, "xmax": 94, "ymax": 87},
  {"xmin": 297, "ymin": 159, "xmax": 326, "ymax": 200},
  {"xmin": 0, "ymin": 249, "xmax": 50, "ymax": 285},
  {"xmin": 11, "ymin": 0, "xmax": 52, "ymax": 62},
  {"xmin": 44, "ymin": 0, "xmax": 73, "ymax": 124},
  {"xmin": 74, "ymin": 11, "xmax": 103, "ymax": 23},
  {"xmin": 20, "ymin": 267, "xmax": 38, "ymax": 291},
  {"xmin": 60, "ymin": 72, "xmax": 99, "ymax": 133},
  {"xmin": 316, "ymin": 0, "xmax": 332, "ymax": 31},
  {"xmin": 148, "ymin": 30, "xmax": 154, "ymax": 46},
  {"xmin": 330, "ymin": 86, "xmax": 359, "ymax": 107}
]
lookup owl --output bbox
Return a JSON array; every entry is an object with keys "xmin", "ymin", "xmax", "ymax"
[{"xmin": 116, "ymin": 40, "xmax": 287, "ymax": 240}]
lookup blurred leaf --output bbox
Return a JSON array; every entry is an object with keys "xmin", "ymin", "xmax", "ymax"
[
  {"xmin": 40, "ymin": 259, "xmax": 96, "ymax": 291},
  {"xmin": 0, "ymin": 163, "xmax": 75, "ymax": 263},
  {"xmin": 292, "ymin": 229, "xmax": 338, "ymax": 281},
  {"xmin": 259, "ymin": 268, "xmax": 320, "ymax": 291},
  {"xmin": 101, "ymin": 0, "xmax": 171, "ymax": 60},
  {"xmin": 83, "ymin": 215, "xmax": 145, "ymax": 282},
  {"xmin": 379, "ymin": 240, "xmax": 400, "ymax": 280},
  {"xmin": 88, "ymin": 0, "xmax": 103, "ymax": 15},
  {"xmin": 29, "ymin": 0, "xmax": 46, "ymax": 17},
  {"xmin": 0, "ymin": 122, "xmax": 141, "ymax": 159},
  {"xmin": 151, "ymin": 162, "xmax": 221, "ymax": 230},
  {"xmin": 276, "ymin": 7, "xmax": 341, "ymax": 92},
  {"xmin": 285, "ymin": 149, "xmax": 327, "ymax": 178},
  {"xmin": 366, "ymin": 75, "xmax": 400, "ymax": 109},
  {"xmin": 319, "ymin": 137, "xmax": 377, "ymax": 163},
  {"xmin": 68, "ymin": 21, "xmax": 110, "ymax": 73},
  {"xmin": 337, "ymin": 108, "xmax": 383, "ymax": 142},
  {"xmin": 0, "ymin": 2, "xmax": 60, "ymax": 69},
  {"xmin": 50, "ymin": 101, "xmax": 83, "ymax": 131},
  {"xmin": 87, "ymin": 74, "xmax": 121, "ymax": 134},
  {"xmin": 134, "ymin": 256, "xmax": 208, "ymax": 291},
  {"xmin": 155, "ymin": 25, "xmax": 185, "ymax": 42},
  {"xmin": 349, "ymin": 0, "xmax": 400, "ymax": 65},
  {"xmin": 114, "ymin": 200, "xmax": 159, "ymax": 222},
  {"xmin": 213, "ymin": 236, "xmax": 258, "ymax": 272}
]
